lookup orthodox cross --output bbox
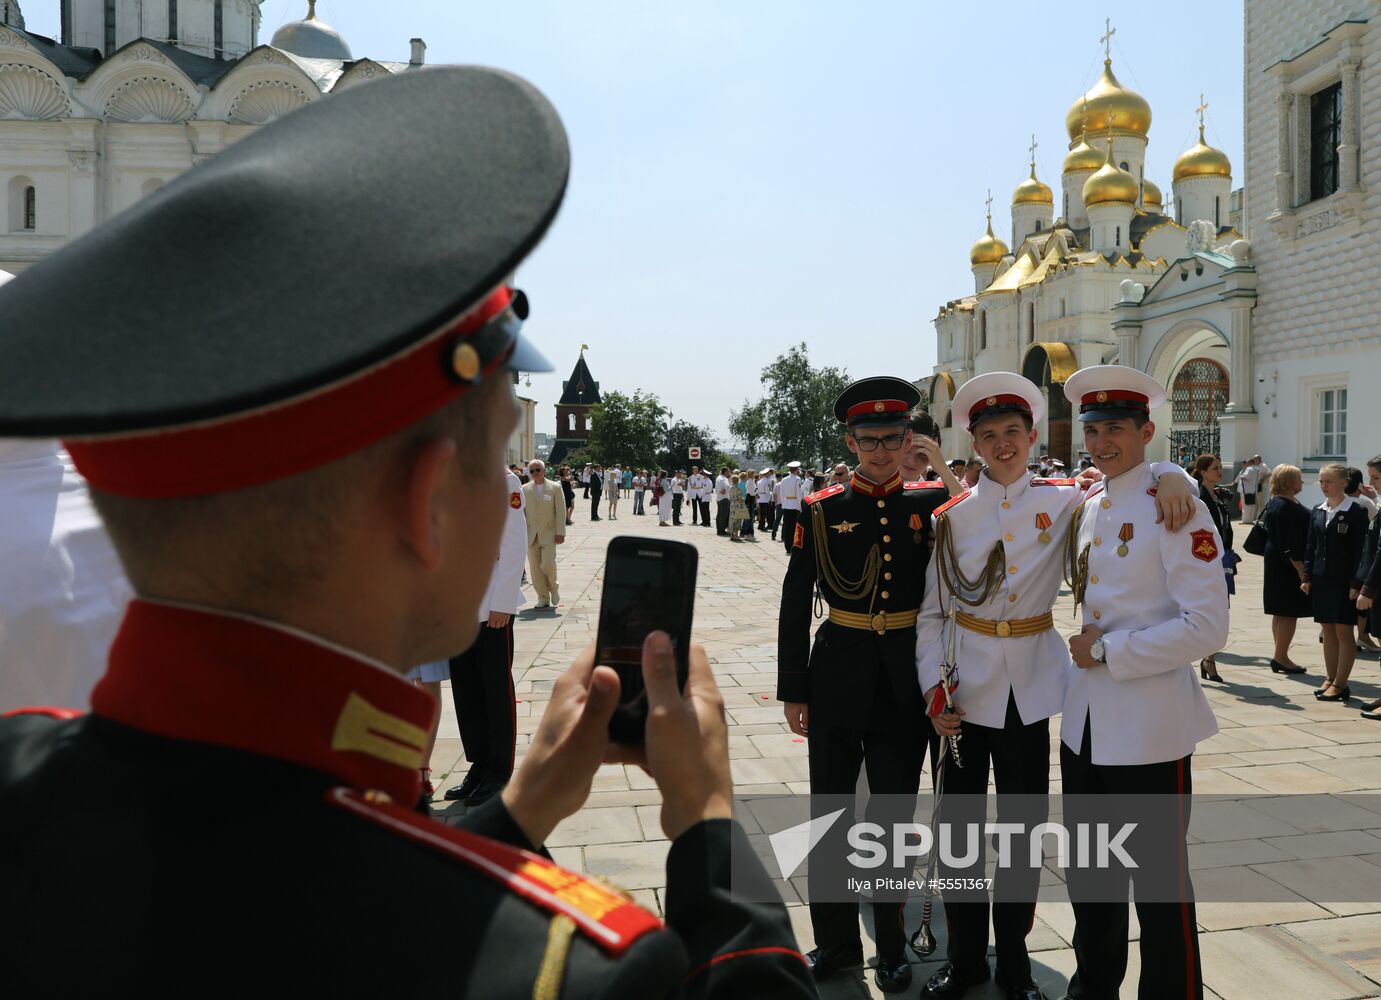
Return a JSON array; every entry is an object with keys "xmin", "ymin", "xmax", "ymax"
[
  {"xmin": 1197, "ymin": 93, "xmax": 1209, "ymax": 132},
  {"xmin": 1028, "ymin": 134, "xmax": 1038, "ymax": 169},
  {"xmin": 1100, "ymin": 18, "xmax": 1116, "ymax": 60},
  {"xmin": 984, "ymin": 188, "xmax": 993, "ymax": 221}
]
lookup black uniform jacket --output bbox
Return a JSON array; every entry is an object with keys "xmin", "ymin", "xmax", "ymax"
[
  {"xmin": 1303, "ymin": 499, "xmax": 1369, "ymax": 587},
  {"xmin": 777, "ymin": 471, "xmax": 948, "ymax": 733},
  {"xmin": 1360, "ymin": 512, "xmax": 1381, "ymax": 600},
  {"xmin": 0, "ymin": 601, "xmax": 813, "ymax": 998}
]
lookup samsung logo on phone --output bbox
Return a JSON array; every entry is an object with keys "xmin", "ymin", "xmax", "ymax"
[{"xmin": 636, "ymin": 549, "xmax": 664, "ymax": 558}]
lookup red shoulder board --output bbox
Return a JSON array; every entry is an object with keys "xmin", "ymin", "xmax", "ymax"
[
  {"xmin": 1031, "ymin": 478, "xmax": 1078, "ymax": 486},
  {"xmin": 804, "ymin": 483, "xmax": 845, "ymax": 504},
  {"xmin": 934, "ymin": 491, "xmax": 971, "ymax": 517},
  {"xmin": 1, "ymin": 706, "xmax": 82, "ymax": 721},
  {"xmin": 328, "ymin": 788, "xmax": 661, "ymax": 954},
  {"xmin": 1082, "ymin": 484, "xmax": 1104, "ymax": 504},
  {"xmin": 903, "ymin": 480, "xmax": 946, "ymax": 490}
]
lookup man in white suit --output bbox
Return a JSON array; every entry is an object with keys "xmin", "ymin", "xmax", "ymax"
[
  {"xmin": 445, "ymin": 464, "xmax": 530, "ymax": 805},
  {"xmin": 522, "ymin": 459, "xmax": 564, "ymax": 608}
]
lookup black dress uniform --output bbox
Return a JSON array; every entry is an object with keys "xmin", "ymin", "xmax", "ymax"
[
  {"xmin": 0, "ymin": 66, "xmax": 813, "ymax": 999},
  {"xmin": 1261, "ymin": 496, "xmax": 1312, "ymax": 619},
  {"xmin": 1304, "ymin": 498, "xmax": 1369, "ymax": 625},
  {"xmin": 776, "ymin": 377, "xmax": 947, "ymax": 991},
  {"xmin": 1360, "ymin": 512, "xmax": 1381, "ymax": 641}
]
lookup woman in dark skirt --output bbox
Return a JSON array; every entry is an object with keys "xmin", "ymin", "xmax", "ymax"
[
  {"xmin": 1302, "ymin": 463, "xmax": 1370, "ymax": 701},
  {"xmin": 1356, "ymin": 456, "xmax": 1381, "ymax": 720},
  {"xmin": 1260, "ymin": 464, "xmax": 1311, "ymax": 674},
  {"xmin": 1191, "ymin": 454, "xmax": 1235, "ymax": 681}
]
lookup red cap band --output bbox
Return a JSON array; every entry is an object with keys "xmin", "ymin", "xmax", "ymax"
[
  {"xmin": 1080, "ymin": 389, "xmax": 1149, "ymax": 408},
  {"xmin": 846, "ymin": 399, "xmax": 910, "ymax": 420},
  {"xmin": 64, "ymin": 288, "xmax": 514, "ymax": 498},
  {"xmin": 968, "ymin": 393, "xmax": 1032, "ymax": 423}
]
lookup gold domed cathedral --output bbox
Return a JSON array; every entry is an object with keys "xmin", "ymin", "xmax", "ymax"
[{"xmin": 929, "ymin": 31, "xmax": 1254, "ymax": 470}]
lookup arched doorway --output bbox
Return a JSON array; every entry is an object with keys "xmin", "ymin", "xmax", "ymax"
[
  {"xmin": 1022, "ymin": 342, "xmax": 1078, "ymax": 467},
  {"xmin": 930, "ymin": 370, "xmax": 959, "ymax": 457},
  {"xmin": 1169, "ymin": 358, "xmax": 1229, "ymax": 461}
]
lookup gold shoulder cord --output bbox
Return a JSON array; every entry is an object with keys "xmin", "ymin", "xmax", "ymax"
[
  {"xmin": 933, "ymin": 513, "xmax": 1005, "ymax": 608},
  {"xmin": 809, "ymin": 501, "xmax": 881, "ymax": 617},
  {"xmin": 1063, "ymin": 502, "xmax": 1091, "ymax": 612},
  {"xmin": 532, "ymin": 914, "xmax": 577, "ymax": 1000}
]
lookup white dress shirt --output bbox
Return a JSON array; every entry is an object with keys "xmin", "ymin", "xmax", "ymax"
[
  {"xmin": 1062, "ymin": 462, "xmax": 1226, "ymax": 765},
  {"xmin": 777, "ymin": 473, "xmax": 803, "ymax": 510}
]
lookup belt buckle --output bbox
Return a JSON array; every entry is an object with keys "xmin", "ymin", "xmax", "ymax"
[
  {"xmin": 995, "ymin": 620, "xmax": 1013, "ymax": 638},
  {"xmin": 871, "ymin": 612, "xmax": 887, "ymax": 635}
]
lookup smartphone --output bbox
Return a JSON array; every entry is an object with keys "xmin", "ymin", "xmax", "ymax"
[{"xmin": 595, "ymin": 536, "xmax": 698, "ymax": 744}]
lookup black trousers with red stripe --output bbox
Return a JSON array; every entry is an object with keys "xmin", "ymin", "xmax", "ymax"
[
  {"xmin": 448, "ymin": 619, "xmax": 516, "ymax": 784},
  {"xmin": 935, "ymin": 692, "xmax": 1049, "ymax": 983},
  {"xmin": 1059, "ymin": 714, "xmax": 1202, "ymax": 1000}
]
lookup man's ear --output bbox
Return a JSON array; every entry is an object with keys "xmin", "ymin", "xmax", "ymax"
[
  {"xmin": 1141, "ymin": 420, "xmax": 1156, "ymax": 445},
  {"xmin": 403, "ymin": 438, "xmax": 458, "ymax": 570}
]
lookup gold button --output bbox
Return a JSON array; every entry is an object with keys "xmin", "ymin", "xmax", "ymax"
[
  {"xmin": 1005, "ymin": 533, "xmax": 1014, "ymax": 542},
  {"xmin": 883, "ymin": 553, "xmax": 892, "ymax": 562},
  {"xmin": 881, "ymin": 590, "xmax": 890, "ymax": 599},
  {"xmin": 995, "ymin": 621, "xmax": 1013, "ymax": 638},
  {"xmin": 1101, "ymin": 499, "xmax": 1112, "ymax": 509},
  {"xmin": 884, "ymin": 572, "xmax": 893, "ymax": 580},
  {"xmin": 883, "ymin": 535, "xmax": 891, "ymax": 543},
  {"xmin": 1002, "ymin": 501, "xmax": 1011, "ymax": 509},
  {"xmin": 880, "ymin": 517, "xmax": 889, "ymax": 525},
  {"xmin": 877, "ymin": 500, "xmax": 885, "ymax": 508},
  {"xmin": 1094, "ymin": 537, "xmax": 1102, "ymax": 546},
  {"xmin": 1008, "ymin": 565, "xmax": 1018, "ymax": 575},
  {"xmin": 451, "ymin": 342, "xmax": 481, "ymax": 381},
  {"xmin": 1009, "ymin": 593, "xmax": 1018, "ymax": 603},
  {"xmin": 364, "ymin": 789, "xmax": 394, "ymax": 805},
  {"xmin": 1090, "ymin": 575, "xmax": 1099, "ymax": 585},
  {"xmin": 1093, "ymin": 610, "xmax": 1102, "ymax": 620}
]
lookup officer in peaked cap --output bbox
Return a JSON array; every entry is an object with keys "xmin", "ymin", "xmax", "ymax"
[
  {"xmin": 0, "ymin": 68, "xmax": 812, "ymax": 998},
  {"xmin": 777, "ymin": 376, "xmax": 949, "ymax": 993}
]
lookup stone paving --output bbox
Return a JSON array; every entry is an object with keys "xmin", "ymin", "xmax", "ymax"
[{"xmin": 427, "ymin": 497, "xmax": 1381, "ymax": 999}]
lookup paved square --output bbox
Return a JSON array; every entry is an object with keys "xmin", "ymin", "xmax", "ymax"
[{"xmin": 429, "ymin": 504, "xmax": 1381, "ymax": 999}]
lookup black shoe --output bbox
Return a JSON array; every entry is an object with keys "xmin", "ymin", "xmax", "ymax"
[
  {"xmin": 1269, "ymin": 659, "xmax": 1306, "ymax": 674},
  {"xmin": 1361, "ymin": 699, "xmax": 1381, "ymax": 720},
  {"xmin": 921, "ymin": 961, "xmax": 990, "ymax": 999},
  {"xmin": 1199, "ymin": 659, "xmax": 1224, "ymax": 682},
  {"xmin": 1317, "ymin": 685, "xmax": 1352, "ymax": 702},
  {"xmin": 803, "ymin": 944, "xmax": 863, "ymax": 982},
  {"xmin": 873, "ymin": 958, "xmax": 912, "ymax": 993},
  {"xmin": 443, "ymin": 768, "xmax": 483, "ymax": 801},
  {"xmin": 465, "ymin": 780, "xmax": 506, "ymax": 806}
]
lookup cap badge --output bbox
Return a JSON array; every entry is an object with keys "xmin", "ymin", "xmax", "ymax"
[
  {"xmin": 1096, "ymin": 390, "xmax": 1109, "ymax": 403},
  {"xmin": 873, "ymin": 402, "xmax": 885, "ymax": 412},
  {"xmin": 452, "ymin": 342, "xmax": 482, "ymax": 383},
  {"xmin": 987, "ymin": 396, "xmax": 998, "ymax": 406}
]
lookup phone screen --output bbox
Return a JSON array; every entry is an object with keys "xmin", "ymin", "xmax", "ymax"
[{"xmin": 596, "ymin": 537, "xmax": 697, "ymax": 744}]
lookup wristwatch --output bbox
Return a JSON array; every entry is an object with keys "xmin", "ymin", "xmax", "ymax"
[{"xmin": 1090, "ymin": 637, "xmax": 1107, "ymax": 663}]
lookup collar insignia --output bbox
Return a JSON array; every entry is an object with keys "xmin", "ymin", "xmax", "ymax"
[{"xmin": 831, "ymin": 520, "xmax": 860, "ymax": 534}]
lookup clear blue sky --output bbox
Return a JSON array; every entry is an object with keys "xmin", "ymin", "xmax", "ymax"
[{"xmin": 27, "ymin": 1, "xmax": 1245, "ymax": 444}]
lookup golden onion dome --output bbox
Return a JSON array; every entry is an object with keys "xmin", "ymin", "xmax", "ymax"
[
  {"xmin": 1142, "ymin": 177, "xmax": 1163, "ymax": 208},
  {"xmin": 1012, "ymin": 164, "xmax": 1053, "ymax": 205},
  {"xmin": 970, "ymin": 217, "xmax": 1009, "ymax": 266},
  {"xmin": 1173, "ymin": 125, "xmax": 1232, "ymax": 182},
  {"xmin": 1066, "ymin": 59, "xmax": 1152, "ymax": 140},
  {"xmin": 1063, "ymin": 130, "xmax": 1104, "ymax": 174},
  {"xmin": 1082, "ymin": 142, "xmax": 1139, "ymax": 207}
]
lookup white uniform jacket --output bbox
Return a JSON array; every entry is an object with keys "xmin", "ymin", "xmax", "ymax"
[
  {"xmin": 915, "ymin": 473, "xmax": 1085, "ymax": 729},
  {"xmin": 715, "ymin": 475, "xmax": 731, "ymax": 501},
  {"xmin": 757, "ymin": 475, "xmax": 776, "ymax": 503},
  {"xmin": 686, "ymin": 474, "xmax": 702, "ymax": 501},
  {"xmin": 480, "ymin": 469, "xmax": 528, "ymax": 622},
  {"xmin": 778, "ymin": 474, "xmax": 803, "ymax": 510},
  {"xmin": 1063, "ymin": 462, "xmax": 1226, "ymax": 765}
]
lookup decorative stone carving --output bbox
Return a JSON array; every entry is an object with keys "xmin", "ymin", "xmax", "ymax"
[
  {"xmin": 248, "ymin": 47, "xmax": 293, "ymax": 67},
  {"xmin": 1293, "ymin": 202, "xmax": 1355, "ymax": 238},
  {"xmin": 0, "ymin": 25, "xmax": 25, "ymax": 47},
  {"xmin": 0, "ymin": 63, "xmax": 71, "ymax": 120},
  {"xmin": 228, "ymin": 80, "xmax": 310, "ymax": 125},
  {"xmin": 1187, "ymin": 220, "xmax": 1216, "ymax": 253},
  {"xmin": 121, "ymin": 43, "xmax": 173, "ymax": 68},
  {"xmin": 67, "ymin": 149, "xmax": 95, "ymax": 173},
  {"xmin": 105, "ymin": 77, "xmax": 195, "ymax": 123},
  {"xmin": 1228, "ymin": 239, "xmax": 1252, "ymax": 266},
  {"xmin": 1119, "ymin": 279, "xmax": 1145, "ymax": 303}
]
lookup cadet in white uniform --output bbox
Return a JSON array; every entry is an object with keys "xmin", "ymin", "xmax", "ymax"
[
  {"xmin": 756, "ymin": 468, "xmax": 776, "ymax": 531},
  {"xmin": 687, "ymin": 466, "xmax": 704, "ymax": 525},
  {"xmin": 1060, "ymin": 366, "xmax": 1228, "ymax": 1000},
  {"xmin": 776, "ymin": 462, "xmax": 804, "ymax": 554},
  {"xmin": 914, "ymin": 375, "xmax": 1195, "ymax": 1000}
]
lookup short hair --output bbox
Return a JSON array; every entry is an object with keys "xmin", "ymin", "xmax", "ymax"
[
  {"xmin": 92, "ymin": 371, "xmax": 500, "ymax": 601},
  {"xmin": 909, "ymin": 410, "xmax": 940, "ymax": 439},
  {"xmin": 1270, "ymin": 463, "xmax": 1301, "ymax": 494},
  {"xmin": 965, "ymin": 459, "xmax": 983, "ymax": 471},
  {"xmin": 528, "ymin": 459, "xmax": 546, "ymax": 472},
  {"xmin": 1368, "ymin": 455, "xmax": 1381, "ymax": 472}
]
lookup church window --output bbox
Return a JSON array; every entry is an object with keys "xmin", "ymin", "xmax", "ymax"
[
  {"xmin": 61, "ymin": 0, "xmax": 72, "ymax": 45},
  {"xmin": 1309, "ymin": 82, "xmax": 1342, "ymax": 201},
  {"xmin": 9, "ymin": 177, "xmax": 35, "ymax": 232},
  {"xmin": 978, "ymin": 312, "xmax": 987, "ymax": 350},
  {"xmin": 1034, "ymin": 220, "xmax": 1042, "ymax": 232},
  {"xmin": 104, "ymin": 0, "xmax": 116, "ymax": 56},
  {"xmin": 584, "ymin": 415, "xmax": 591, "ymax": 431},
  {"xmin": 214, "ymin": 0, "xmax": 224, "ymax": 58},
  {"xmin": 568, "ymin": 413, "xmax": 576, "ymax": 432},
  {"xmin": 1059, "ymin": 299, "xmax": 1066, "ymax": 318},
  {"xmin": 1115, "ymin": 225, "xmax": 1121, "ymax": 247},
  {"xmin": 1119, "ymin": 161, "xmax": 1129, "ymax": 171},
  {"xmin": 1028, "ymin": 303, "xmax": 1036, "ymax": 344},
  {"xmin": 23, "ymin": 185, "xmax": 34, "ymax": 230},
  {"xmin": 1316, "ymin": 387, "xmax": 1347, "ymax": 457},
  {"xmin": 169, "ymin": 0, "xmax": 178, "ymax": 39},
  {"xmin": 1063, "ymin": 193, "xmax": 1068, "ymax": 218},
  {"xmin": 1171, "ymin": 358, "xmax": 1229, "ymax": 425},
  {"xmin": 1214, "ymin": 196, "xmax": 1220, "ymax": 227}
]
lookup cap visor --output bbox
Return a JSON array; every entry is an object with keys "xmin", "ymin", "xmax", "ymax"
[{"xmin": 502, "ymin": 331, "xmax": 553, "ymax": 374}]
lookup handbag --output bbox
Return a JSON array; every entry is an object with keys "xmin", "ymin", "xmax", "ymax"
[{"xmin": 1243, "ymin": 518, "xmax": 1268, "ymax": 556}]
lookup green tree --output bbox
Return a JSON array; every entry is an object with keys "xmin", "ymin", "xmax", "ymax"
[
  {"xmin": 586, "ymin": 389, "xmax": 668, "ymax": 469},
  {"xmin": 733, "ymin": 343, "xmax": 850, "ymax": 469},
  {"xmin": 658, "ymin": 420, "xmax": 721, "ymax": 472}
]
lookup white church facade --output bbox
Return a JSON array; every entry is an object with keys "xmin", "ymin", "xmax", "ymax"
[
  {"xmin": 927, "ymin": 33, "xmax": 1250, "ymax": 470},
  {"xmin": 0, "ymin": 0, "xmax": 429, "ymax": 275}
]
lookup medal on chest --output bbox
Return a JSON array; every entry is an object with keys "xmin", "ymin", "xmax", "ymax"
[
  {"xmin": 1117, "ymin": 522, "xmax": 1133, "ymax": 557},
  {"xmin": 1035, "ymin": 512, "xmax": 1052, "ymax": 544},
  {"xmin": 910, "ymin": 512, "xmax": 924, "ymax": 544}
]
